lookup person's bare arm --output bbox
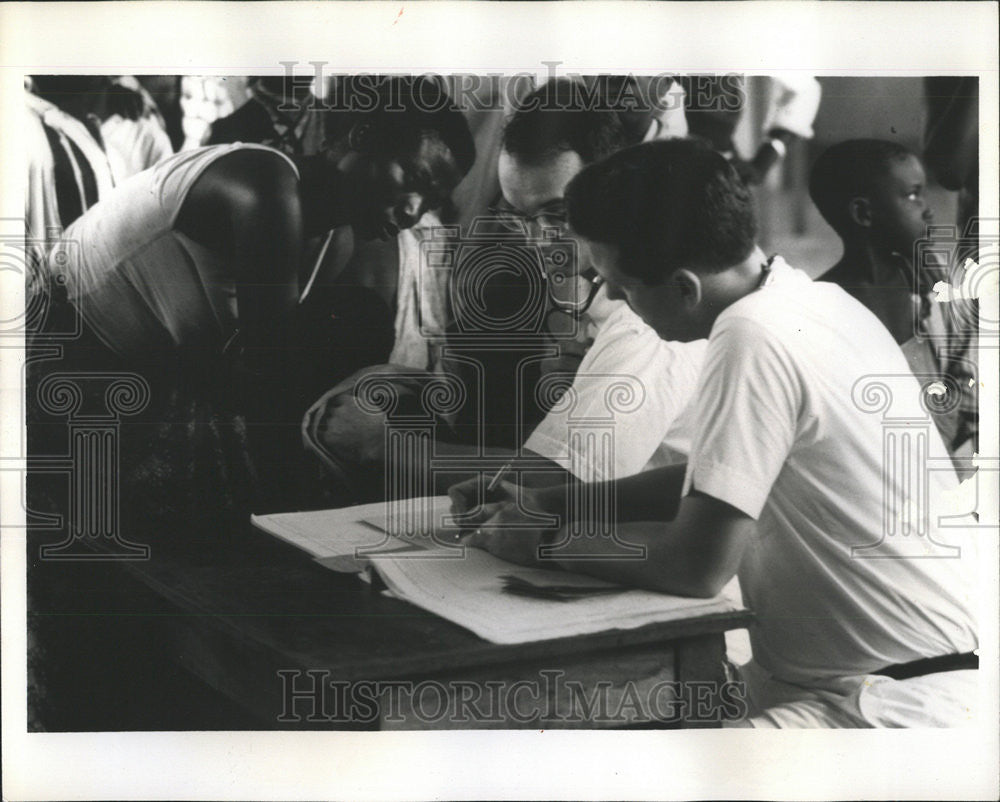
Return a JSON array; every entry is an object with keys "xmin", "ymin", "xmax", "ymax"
[
  {"xmin": 429, "ymin": 445, "xmax": 570, "ymax": 495},
  {"xmin": 550, "ymin": 493, "xmax": 752, "ymax": 597},
  {"xmin": 449, "ymin": 462, "xmax": 687, "ymax": 548},
  {"xmin": 453, "ymin": 476, "xmax": 751, "ymax": 598},
  {"xmin": 175, "ymin": 149, "xmax": 302, "ymax": 344},
  {"xmin": 528, "ymin": 463, "xmax": 688, "ymax": 521},
  {"xmin": 302, "ymin": 381, "xmax": 572, "ymax": 494}
]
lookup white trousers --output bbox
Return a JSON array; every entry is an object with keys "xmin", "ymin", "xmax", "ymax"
[{"xmin": 725, "ymin": 659, "xmax": 979, "ymax": 728}]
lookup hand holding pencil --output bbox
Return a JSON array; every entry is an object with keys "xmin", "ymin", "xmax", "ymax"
[
  {"xmin": 447, "ymin": 462, "xmax": 517, "ymax": 530},
  {"xmin": 447, "ymin": 464, "xmax": 564, "ymax": 567}
]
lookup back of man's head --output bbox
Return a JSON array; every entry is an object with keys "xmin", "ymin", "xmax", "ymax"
[
  {"xmin": 566, "ymin": 137, "xmax": 757, "ymax": 283},
  {"xmin": 502, "ymin": 78, "xmax": 628, "ymax": 166},
  {"xmin": 809, "ymin": 138, "xmax": 914, "ymax": 237},
  {"xmin": 326, "ymin": 74, "xmax": 476, "ymax": 178}
]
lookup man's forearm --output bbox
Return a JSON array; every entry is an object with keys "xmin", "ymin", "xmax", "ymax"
[
  {"xmin": 548, "ymin": 492, "xmax": 752, "ymax": 598},
  {"xmin": 535, "ymin": 462, "xmax": 687, "ymax": 523},
  {"xmin": 549, "ymin": 521, "xmax": 714, "ymax": 597},
  {"xmin": 428, "ymin": 444, "xmax": 569, "ymax": 493}
]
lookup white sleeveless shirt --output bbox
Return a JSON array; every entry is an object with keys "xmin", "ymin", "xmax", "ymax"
[{"xmin": 49, "ymin": 143, "xmax": 298, "ymax": 358}]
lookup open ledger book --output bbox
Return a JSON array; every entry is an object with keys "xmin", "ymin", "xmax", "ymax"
[{"xmin": 252, "ymin": 496, "xmax": 741, "ymax": 645}]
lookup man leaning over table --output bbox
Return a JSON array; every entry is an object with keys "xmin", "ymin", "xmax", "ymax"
[{"xmin": 450, "ymin": 138, "xmax": 979, "ymax": 728}]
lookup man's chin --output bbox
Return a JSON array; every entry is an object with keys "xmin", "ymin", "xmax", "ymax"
[{"xmin": 653, "ymin": 324, "xmax": 694, "ymax": 343}]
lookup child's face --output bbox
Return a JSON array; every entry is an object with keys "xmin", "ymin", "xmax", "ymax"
[{"xmin": 867, "ymin": 154, "xmax": 934, "ymax": 260}]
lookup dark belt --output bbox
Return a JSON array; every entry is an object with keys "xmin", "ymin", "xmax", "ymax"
[{"xmin": 872, "ymin": 651, "xmax": 978, "ymax": 681}]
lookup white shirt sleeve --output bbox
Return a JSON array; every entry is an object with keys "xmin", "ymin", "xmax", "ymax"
[
  {"xmin": 683, "ymin": 314, "xmax": 801, "ymax": 519},
  {"xmin": 526, "ymin": 315, "xmax": 700, "ymax": 482},
  {"xmin": 763, "ymin": 75, "xmax": 822, "ymax": 140}
]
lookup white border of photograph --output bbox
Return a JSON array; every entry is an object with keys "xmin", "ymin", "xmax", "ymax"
[{"xmin": 1, "ymin": 2, "xmax": 997, "ymax": 800}]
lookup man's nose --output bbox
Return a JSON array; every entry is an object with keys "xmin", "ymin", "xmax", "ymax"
[{"xmin": 923, "ymin": 206, "xmax": 934, "ymax": 223}]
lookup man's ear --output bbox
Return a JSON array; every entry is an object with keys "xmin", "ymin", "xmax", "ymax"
[
  {"xmin": 673, "ymin": 268, "xmax": 703, "ymax": 308},
  {"xmin": 847, "ymin": 196, "xmax": 873, "ymax": 228},
  {"xmin": 347, "ymin": 121, "xmax": 373, "ymax": 152}
]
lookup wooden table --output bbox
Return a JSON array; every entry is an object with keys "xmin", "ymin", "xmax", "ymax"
[{"xmin": 30, "ymin": 519, "xmax": 753, "ymax": 730}]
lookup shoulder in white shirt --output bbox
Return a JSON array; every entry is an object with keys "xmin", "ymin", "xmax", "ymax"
[
  {"xmin": 683, "ymin": 257, "xmax": 977, "ymax": 683},
  {"xmin": 525, "ymin": 291, "xmax": 706, "ymax": 481}
]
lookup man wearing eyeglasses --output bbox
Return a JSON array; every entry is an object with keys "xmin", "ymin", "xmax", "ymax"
[
  {"xmin": 485, "ymin": 78, "xmax": 708, "ymax": 485},
  {"xmin": 304, "ymin": 78, "xmax": 710, "ymax": 500}
]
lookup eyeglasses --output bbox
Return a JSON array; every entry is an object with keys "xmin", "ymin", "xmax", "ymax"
[
  {"xmin": 546, "ymin": 269, "xmax": 605, "ymax": 315},
  {"xmin": 487, "ymin": 199, "xmax": 569, "ymax": 228},
  {"xmin": 486, "ymin": 200, "xmax": 603, "ymax": 315}
]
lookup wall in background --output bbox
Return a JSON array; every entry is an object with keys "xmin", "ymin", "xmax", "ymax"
[{"xmin": 813, "ymin": 77, "xmax": 927, "ymax": 150}]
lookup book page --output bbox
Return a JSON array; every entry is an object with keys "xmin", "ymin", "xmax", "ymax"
[
  {"xmin": 371, "ymin": 547, "xmax": 741, "ymax": 644},
  {"xmin": 251, "ymin": 496, "xmax": 455, "ymax": 570}
]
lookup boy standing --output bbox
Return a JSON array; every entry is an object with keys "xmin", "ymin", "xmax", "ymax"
[{"xmin": 809, "ymin": 139, "xmax": 977, "ymax": 457}]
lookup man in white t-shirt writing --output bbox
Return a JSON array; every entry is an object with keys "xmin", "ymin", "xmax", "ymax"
[{"xmin": 450, "ymin": 138, "xmax": 979, "ymax": 727}]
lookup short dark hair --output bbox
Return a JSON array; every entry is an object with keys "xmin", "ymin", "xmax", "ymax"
[
  {"xmin": 565, "ymin": 138, "xmax": 757, "ymax": 282},
  {"xmin": 326, "ymin": 75, "xmax": 476, "ymax": 177},
  {"xmin": 809, "ymin": 139, "xmax": 914, "ymax": 235},
  {"xmin": 502, "ymin": 78, "xmax": 628, "ymax": 166}
]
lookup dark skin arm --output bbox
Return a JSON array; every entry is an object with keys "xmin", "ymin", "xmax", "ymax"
[
  {"xmin": 301, "ymin": 383, "xmax": 573, "ymax": 493},
  {"xmin": 175, "ymin": 149, "xmax": 303, "ymax": 346},
  {"xmin": 430, "ymin": 447, "xmax": 572, "ymax": 496}
]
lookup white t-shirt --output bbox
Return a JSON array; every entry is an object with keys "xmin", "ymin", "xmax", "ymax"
[
  {"xmin": 51, "ymin": 144, "xmax": 297, "ymax": 358},
  {"xmin": 25, "ymin": 90, "xmax": 116, "ymax": 248},
  {"xmin": 101, "ymin": 114, "xmax": 174, "ymax": 180},
  {"xmin": 683, "ymin": 257, "xmax": 977, "ymax": 684},
  {"xmin": 525, "ymin": 291, "xmax": 706, "ymax": 481}
]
